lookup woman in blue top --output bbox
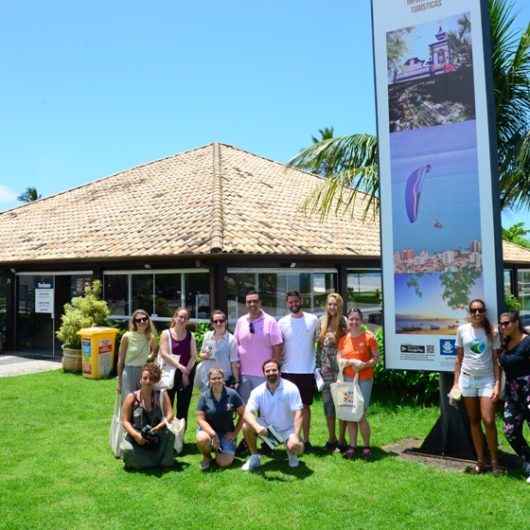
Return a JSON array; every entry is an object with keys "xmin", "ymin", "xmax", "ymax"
[{"xmin": 498, "ymin": 311, "xmax": 530, "ymax": 482}]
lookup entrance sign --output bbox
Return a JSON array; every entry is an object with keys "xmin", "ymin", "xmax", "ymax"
[
  {"xmin": 35, "ymin": 288, "xmax": 54, "ymax": 314},
  {"xmin": 372, "ymin": 0, "xmax": 502, "ymax": 371}
]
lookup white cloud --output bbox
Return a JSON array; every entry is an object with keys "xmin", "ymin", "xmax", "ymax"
[{"xmin": 0, "ymin": 185, "xmax": 18, "ymax": 203}]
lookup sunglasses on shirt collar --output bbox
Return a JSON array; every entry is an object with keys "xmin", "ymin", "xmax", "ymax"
[{"xmin": 249, "ymin": 321, "xmax": 255, "ymax": 334}]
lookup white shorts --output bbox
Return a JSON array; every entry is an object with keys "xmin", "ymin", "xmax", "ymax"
[{"xmin": 459, "ymin": 372, "xmax": 495, "ymax": 398}]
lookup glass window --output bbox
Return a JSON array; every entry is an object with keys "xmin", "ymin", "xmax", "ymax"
[
  {"xmin": 184, "ymin": 273, "xmax": 210, "ymax": 319},
  {"xmin": 154, "ymin": 273, "xmax": 182, "ymax": 318},
  {"xmin": 347, "ymin": 270, "xmax": 383, "ymax": 329},
  {"xmin": 504, "ymin": 269, "xmax": 513, "ymax": 297},
  {"xmin": 132, "ymin": 274, "xmax": 153, "ymax": 314},
  {"xmin": 0, "ymin": 273, "xmax": 8, "ymax": 349},
  {"xmin": 226, "ymin": 273, "xmax": 256, "ymax": 323},
  {"xmin": 104, "ymin": 275, "xmax": 129, "ymax": 315},
  {"xmin": 226, "ymin": 270, "xmax": 336, "ymax": 322},
  {"xmin": 517, "ymin": 269, "xmax": 530, "ymax": 316}
]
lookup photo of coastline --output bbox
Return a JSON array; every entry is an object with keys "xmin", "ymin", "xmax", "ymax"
[
  {"xmin": 386, "ymin": 12, "xmax": 475, "ymax": 132},
  {"xmin": 391, "ymin": 120, "xmax": 482, "ymax": 273},
  {"xmin": 395, "ymin": 272, "xmax": 484, "ymax": 335}
]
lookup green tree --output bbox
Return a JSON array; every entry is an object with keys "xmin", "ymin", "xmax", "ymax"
[
  {"xmin": 289, "ymin": 0, "xmax": 530, "ymax": 217},
  {"xmin": 502, "ymin": 221, "xmax": 530, "ymax": 248},
  {"xmin": 17, "ymin": 187, "xmax": 41, "ymax": 203},
  {"xmin": 440, "ymin": 266, "xmax": 482, "ymax": 310}
]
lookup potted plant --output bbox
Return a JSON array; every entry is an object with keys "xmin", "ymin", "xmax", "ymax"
[{"xmin": 56, "ymin": 280, "xmax": 110, "ymax": 372}]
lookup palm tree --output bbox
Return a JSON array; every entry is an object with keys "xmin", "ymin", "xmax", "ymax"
[
  {"xmin": 289, "ymin": 0, "xmax": 529, "ymax": 218},
  {"xmin": 17, "ymin": 187, "xmax": 41, "ymax": 203}
]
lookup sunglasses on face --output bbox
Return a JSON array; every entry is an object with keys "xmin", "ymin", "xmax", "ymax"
[
  {"xmin": 470, "ymin": 308, "xmax": 485, "ymax": 314},
  {"xmin": 213, "ymin": 319, "xmax": 225, "ymax": 324},
  {"xmin": 135, "ymin": 317, "xmax": 149, "ymax": 323},
  {"xmin": 249, "ymin": 321, "xmax": 255, "ymax": 334},
  {"xmin": 499, "ymin": 320, "xmax": 512, "ymax": 327}
]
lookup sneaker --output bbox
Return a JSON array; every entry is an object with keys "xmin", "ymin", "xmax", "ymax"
[
  {"xmin": 526, "ymin": 476, "xmax": 530, "ymax": 484},
  {"xmin": 200, "ymin": 459, "xmax": 211, "ymax": 471},
  {"xmin": 287, "ymin": 452, "xmax": 300, "ymax": 468},
  {"xmin": 523, "ymin": 461, "xmax": 530, "ymax": 477},
  {"xmin": 241, "ymin": 454, "xmax": 261, "ymax": 472},
  {"xmin": 324, "ymin": 440, "xmax": 337, "ymax": 452}
]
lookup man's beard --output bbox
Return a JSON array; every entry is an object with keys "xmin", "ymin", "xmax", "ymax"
[
  {"xmin": 289, "ymin": 305, "xmax": 301, "ymax": 314},
  {"xmin": 266, "ymin": 374, "xmax": 279, "ymax": 384}
]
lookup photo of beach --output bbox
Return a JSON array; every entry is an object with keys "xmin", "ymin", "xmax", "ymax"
[
  {"xmin": 390, "ymin": 120, "xmax": 482, "ymax": 274},
  {"xmin": 395, "ymin": 272, "xmax": 484, "ymax": 335},
  {"xmin": 386, "ymin": 12, "xmax": 475, "ymax": 132}
]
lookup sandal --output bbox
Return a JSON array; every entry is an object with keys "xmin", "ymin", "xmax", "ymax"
[
  {"xmin": 200, "ymin": 458, "xmax": 211, "ymax": 471},
  {"xmin": 361, "ymin": 447, "xmax": 372, "ymax": 460},
  {"xmin": 465, "ymin": 462, "xmax": 485, "ymax": 474},
  {"xmin": 343, "ymin": 447, "xmax": 356, "ymax": 460}
]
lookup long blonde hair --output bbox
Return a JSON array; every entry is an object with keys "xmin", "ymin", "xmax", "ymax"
[
  {"xmin": 170, "ymin": 307, "xmax": 190, "ymax": 328},
  {"xmin": 129, "ymin": 309, "xmax": 157, "ymax": 339},
  {"xmin": 319, "ymin": 293, "xmax": 345, "ymax": 343}
]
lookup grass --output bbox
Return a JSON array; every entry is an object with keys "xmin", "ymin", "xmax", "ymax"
[{"xmin": 1, "ymin": 370, "xmax": 528, "ymax": 530}]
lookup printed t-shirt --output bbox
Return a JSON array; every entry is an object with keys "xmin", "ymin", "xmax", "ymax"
[
  {"xmin": 234, "ymin": 312, "xmax": 283, "ymax": 377},
  {"xmin": 337, "ymin": 331, "xmax": 378, "ymax": 380},
  {"xmin": 197, "ymin": 387, "xmax": 243, "ymax": 434},
  {"xmin": 246, "ymin": 378, "xmax": 303, "ymax": 433},
  {"xmin": 278, "ymin": 312, "xmax": 319, "ymax": 374},
  {"xmin": 456, "ymin": 323, "xmax": 499, "ymax": 377}
]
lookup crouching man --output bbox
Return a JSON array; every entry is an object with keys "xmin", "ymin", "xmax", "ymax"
[{"xmin": 241, "ymin": 359, "xmax": 304, "ymax": 471}]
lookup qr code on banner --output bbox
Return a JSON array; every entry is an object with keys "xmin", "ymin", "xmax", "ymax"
[{"xmin": 426, "ymin": 345, "xmax": 435, "ymax": 354}]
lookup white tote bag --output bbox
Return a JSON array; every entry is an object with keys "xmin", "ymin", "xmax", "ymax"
[
  {"xmin": 330, "ymin": 366, "xmax": 365, "ymax": 422},
  {"xmin": 155, "ymin": 330, "xmax": 178, "ymax": 391},
  {"xmin": 158, "ymin": 390, "xmax": 186, "ymax": 454},
  {"xmin": 109, "ymin": 394, "xmax": 124, "ymax": 458}
]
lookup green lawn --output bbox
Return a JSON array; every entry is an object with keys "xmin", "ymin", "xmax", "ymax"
[{"xmin": 1, "ymin": 371, "xmax": 528, "ymax": 530}]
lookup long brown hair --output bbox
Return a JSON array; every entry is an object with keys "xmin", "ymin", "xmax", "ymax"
[
  {"xmin": 170, "ymin": 307, "xmax": 190, "ymax": 328},
  {"xmin": 468, "ymin": 299, "xmax": 492, "ymax": 339},
  {"xmin": 319, "ymin": 293, "xmax": 346, "ymax": 343}
]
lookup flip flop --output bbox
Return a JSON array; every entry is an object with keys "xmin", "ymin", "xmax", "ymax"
[
  {"xmin": 343, "ymin": 447, "xmax": 356, "ymax": 460},
  {"xmin": 361, "ymin": 447, "xmax": 372, "ymax": 460}
]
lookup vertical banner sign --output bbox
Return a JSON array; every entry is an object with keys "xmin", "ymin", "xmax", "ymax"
[{"xmin": 372, "ymin": 0, "xmax": 502, "ymax": 371}]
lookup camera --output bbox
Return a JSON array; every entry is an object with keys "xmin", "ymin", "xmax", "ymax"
[{"xmin": 140, "ymin": 425, "xmax": 160, "ymax": 447}]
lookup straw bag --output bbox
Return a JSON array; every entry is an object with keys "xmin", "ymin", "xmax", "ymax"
[
  {"xmin": 109, "ymin": 394, "xmax": 124, "ymax": 458},
  {"xmin": 330, "ymin": 364, "xmax": 365, "ymax": 422}
]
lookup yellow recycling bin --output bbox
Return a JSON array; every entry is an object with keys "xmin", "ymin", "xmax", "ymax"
[{"xmin": 78, "ymin": 327, "xmax": 119, "ymax": 379}]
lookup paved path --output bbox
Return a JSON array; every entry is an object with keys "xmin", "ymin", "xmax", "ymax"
[{"xmin": 0, "ymin": 355, "xmax": 61, "ymax": 378}]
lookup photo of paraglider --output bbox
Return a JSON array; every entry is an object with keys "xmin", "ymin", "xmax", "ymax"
[
  {"xmin": 386, "ymin": 12, "xmax": 475, "ymax": 133},
  {"xmin": 391, "ymin": 119, "xmax": 481, "ymax": 274},
  {"xmin": 395, "ymin": 272, "xmax": 484, "ymax": 335}
]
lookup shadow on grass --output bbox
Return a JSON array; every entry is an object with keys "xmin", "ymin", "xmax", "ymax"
[
  {"xmin": 309, "ymin": 445, "xmax": 394, "ymax": 463},
  {"xmin": 124, "ymin": 460, "xmax": 190, "ymax": 476},
  {"xmin": 256, "ymin": 459, "xmax": 313, "ymax": 481}
]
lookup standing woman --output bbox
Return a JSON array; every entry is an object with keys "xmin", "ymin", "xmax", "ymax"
[
  {"xmin": 451, "ymin": 299, "xmax": 501, "ymax": 474},
  {"xmin": 117, "ymin": 309, "xmax": 158, "ymax": 403},
  {"xmin": 158, "ymin": 307, "xmax": 197, "ymax": 426},
  {"xmin": 316, "ymin": 293, "xmax": 347, "ymax": 451},
  {"xmin": 498, "ymin": 311, "xmax": 530, "ymax": 480},
  {"xmin": 195, "ymin": 310, "xmax": 240, "ymax": 394},
  {"xmin": 337, "ymin": 308, "xmax": 379, "ymax": 460}
]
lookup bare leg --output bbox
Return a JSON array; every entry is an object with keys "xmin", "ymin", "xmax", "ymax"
[
  {"xmin": 302, "ymin": 405, "xmax": 311, "ymax": 442},
  {"xmin": 326, "ymin": 415, "xmax": 337, "ymax": 442},
  {"xmin": 358, "ymin": 414, "xmax": 371, "ymax": 447},
  {"xmin": 480, "ymin": 396, "xmax": 499, "ymax": 467},
  {"xmin": 338, "ymin": 420, "xmax": 347, "ymax": 445},
  {"xmin": 242, "ymin": 422, "xmax": 259, "ymax": 454},
  {"xmin": 463, "ymin": 397, "xmax": 486, "ymax": 466},
  {"xmin": 196, "ymin": 431, "xmax": 212, "ymax": 462}
]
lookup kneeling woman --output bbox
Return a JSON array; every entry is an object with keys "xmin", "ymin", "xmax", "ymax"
[
  {"xmin": 121, "ymin": 363, "xmax": 175, "ymax": 470},
  {"xmin": 196, "ymin": 368, "xmax": 245, "ymax": 470}
]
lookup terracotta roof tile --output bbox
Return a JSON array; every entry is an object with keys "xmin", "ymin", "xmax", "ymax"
[{"xmin": 0, "ymin": 142, "xmax": 529, "ymax": 265}]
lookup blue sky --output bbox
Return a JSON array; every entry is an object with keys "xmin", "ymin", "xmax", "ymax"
[{"xmin": 0, "ymin": 0, "xmax": 528, "ymax": 228}]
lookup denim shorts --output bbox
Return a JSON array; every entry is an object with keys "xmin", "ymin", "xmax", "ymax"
[
  {"xmin": 198, "ymin": 429, "xmax": 237, "ymax": 455},
  {"xmin": 459, "ymin": 372, "xmax": 495, "ymax": 398}
]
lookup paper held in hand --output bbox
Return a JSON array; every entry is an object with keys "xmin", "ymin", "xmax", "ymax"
[{"xmin": 259, "ymin": 425, "xmax": 284, "ymax": 450}]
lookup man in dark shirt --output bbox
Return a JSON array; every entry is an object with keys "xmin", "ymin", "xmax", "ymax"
[{"xmin": 196, "ymin": 367, "xmax": 245, "ymax": 470}]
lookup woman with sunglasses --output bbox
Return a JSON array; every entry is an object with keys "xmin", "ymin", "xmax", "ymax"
[
  {"xmin": 117, "ymin": 309, "xmax": 158, "ymax": 403},
  {"xmin": 336, "ymin": 307, "xmax": 379, "ymax": 460},
  {"xmin": 158, "ymin": 307, "xmax": 197, "ymax": 427},
  {"xmin": 498, "ymin": 311, "xmax": 530, "ymax": 481},
  {"xmin": 316, "ymin": 293, "xmax": 347, "ymax": 452},
  {"xmin": 451, "ymin": 299, "xmax": 501, "ymax": 474},
  {"xmin": 195, "ymin": 310, "xmax": 239, "ymax": 394}
]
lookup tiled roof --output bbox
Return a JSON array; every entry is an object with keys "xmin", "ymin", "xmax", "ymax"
[
  {"xmin": 0, "ymin": 142, "xmax": 528, "ymax": 264},
  {"xmin": 502, "ymin": 240, "xmax": 530, "ymax": 264}
]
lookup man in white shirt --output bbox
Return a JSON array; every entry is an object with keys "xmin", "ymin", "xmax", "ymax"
[
  {"xmin": 241, "ymin": 359, "xmax": 304, "ymax": 471},
  {"xmin": 278, "ymin": 291, "xmax": 319, "ymax": 449}
]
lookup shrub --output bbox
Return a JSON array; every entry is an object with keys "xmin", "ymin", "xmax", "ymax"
[
  {"xmin": 373, "ymin": 327, "xmax": 439, "ymax": 405},
  {"xmin": 56, "ymin": 280, "xmax": 110, "ymax": 349}
]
